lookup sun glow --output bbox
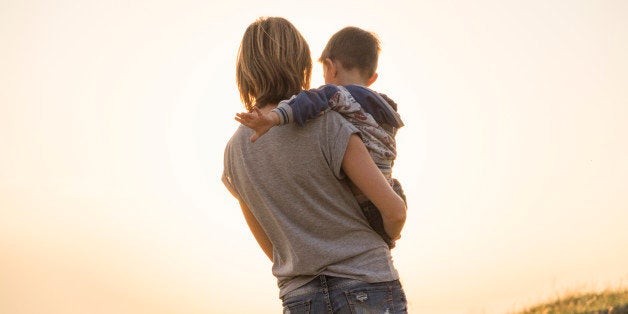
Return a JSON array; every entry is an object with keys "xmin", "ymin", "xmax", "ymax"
[{"xmin": 1, "ymin": 1, "xmax": 627, "ymax": 313}]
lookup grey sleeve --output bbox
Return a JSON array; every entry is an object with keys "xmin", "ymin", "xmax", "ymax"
[
  {"xmin": 323, "ymin": 111, "xmax": 360, "ymax": 179},
  {"xmin": 272, "ymin": 97, "xmax": 296, "ymax": 125},
  {"xmin": 221, "ymin": 144, "xmax": 241, "ymax": 199}
]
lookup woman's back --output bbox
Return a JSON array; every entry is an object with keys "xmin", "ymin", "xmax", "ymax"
[{"xmin": 223, "ymin": 110, "xmax": 398, "ymax": 297}]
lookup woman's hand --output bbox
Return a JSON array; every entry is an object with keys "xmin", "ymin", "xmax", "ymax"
[{"xmin": 235, "ymin": 107, "xmax": 280, "ymax": 143}]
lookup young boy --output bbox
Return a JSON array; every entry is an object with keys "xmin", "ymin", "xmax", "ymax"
[{"xmin": 236, "ymin": 26, "xmax": 406, "ymax": 248}]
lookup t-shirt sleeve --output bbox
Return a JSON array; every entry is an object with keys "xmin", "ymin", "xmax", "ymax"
[
  {"xmin": 221, "ymin": 144, "xmax": 241, "ymax": 199},
  {"xmin": 323, "ymin": 111, "xmax": 360, "ymax": 179}
]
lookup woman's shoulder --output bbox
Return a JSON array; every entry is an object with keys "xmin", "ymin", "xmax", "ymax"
[{"xmin": 224, "ymin": 125, "xmax": 251, "ymax": 150}]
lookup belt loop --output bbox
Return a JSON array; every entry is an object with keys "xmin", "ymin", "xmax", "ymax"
[
  {"xmin": 318, "ymin": 274, "xmax": 327, "ymax": 287},
  {"xmin": 318, "ymin": 275, "xmax": 333, "ymax": 314}
]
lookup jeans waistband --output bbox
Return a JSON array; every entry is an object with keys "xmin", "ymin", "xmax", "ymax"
[{"xmin": 281, "ymin": 275, "xmax": 365, "ymax": 299}]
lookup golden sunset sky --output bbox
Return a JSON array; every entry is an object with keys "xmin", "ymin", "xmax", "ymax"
[{"xmin": 1, "ymin": 1, "xmax": 627, "ymax": 313}]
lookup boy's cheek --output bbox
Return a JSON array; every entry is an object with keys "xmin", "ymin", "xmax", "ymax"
[{"xmin": 322, "ymin": 68, "xmax": 331, "ymax": 84}]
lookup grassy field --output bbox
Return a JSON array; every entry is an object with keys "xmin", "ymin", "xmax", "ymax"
[{"xmin": 515, "ymin": 289, "xmax": 628, "ymax": 314}]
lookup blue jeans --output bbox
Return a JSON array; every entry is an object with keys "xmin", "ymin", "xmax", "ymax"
[{"xmin": 280, "ymin": 275, "xmax": 408, "ymax": 314}]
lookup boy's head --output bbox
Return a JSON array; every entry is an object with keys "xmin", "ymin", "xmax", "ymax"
[{"xmin": 319, "ymin": 26, "xmax": 380, "ymax": 86}]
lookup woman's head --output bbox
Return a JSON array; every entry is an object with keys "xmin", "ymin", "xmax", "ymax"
[{"xmin": 236, "ymin": 17, "xmax": 312, "ymax": 111}]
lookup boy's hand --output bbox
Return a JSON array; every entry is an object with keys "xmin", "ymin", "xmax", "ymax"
[{"xmin": 235, "ymin": 107, "xmax": 279, "ymax": 143}]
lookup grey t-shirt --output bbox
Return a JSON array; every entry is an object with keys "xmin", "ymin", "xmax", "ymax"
[{"xmin": 222, "ymin": 109, "xmax": 399, "ymax": 297}]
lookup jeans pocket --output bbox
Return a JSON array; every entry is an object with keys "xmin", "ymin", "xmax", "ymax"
[
  {"xmin": 344, "ymin": 286, "xmax": 393, "ymax": 314},
  {"xmin": 282, "ymin": 299, "xmax": 311, "ymax": 314}
]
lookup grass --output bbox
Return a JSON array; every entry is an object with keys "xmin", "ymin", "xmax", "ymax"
[{"xmin": 515, "ymin": 289, "xmax": 628, "ymax": 314}]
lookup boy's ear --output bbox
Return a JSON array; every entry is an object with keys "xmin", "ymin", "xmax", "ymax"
[
  {"xmin": 324, "ymin": 58, "xmax": 337, "ymax": 76},
  {"xmin": 366, "ymin": 72, "xmax": 378, "ymax": 87}
]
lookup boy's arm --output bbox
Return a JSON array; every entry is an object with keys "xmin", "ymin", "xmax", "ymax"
[
  {"xmin": 271, "ymin": 85, "xmax": 381, "ymax": 129},
  {"xmin": 234, "ymin": 85, "xmax": 387, "ymax": 142},
  {"xmin": 283, "ymin": 85, "xmax": 386, "ymax": 131},
  {"xmin": 235, "ymin": 107, "xmax": 280, "ymax": 143},
  {"xmin": 234, "ymin": 85, "xmax": 342, "ymax": 142},
  {"xmin": 273, "ymin": 85, "xmax": 344, "ymax": 126}
]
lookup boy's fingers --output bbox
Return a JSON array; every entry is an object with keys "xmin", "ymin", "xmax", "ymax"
[
  {"xmin": 236, "ymin": 117, "xmax": 254, "ymax": 128},
  {"xmin": 250, "ymin": 134, "xmax": 258, "ymax": 143},
  {"xmin": 235, "ymin": 116, "xmax": 246, "ymax": 124},
  {"xmin": 236, "ymin": 112, "xmax": 255, "ymax": 118}
]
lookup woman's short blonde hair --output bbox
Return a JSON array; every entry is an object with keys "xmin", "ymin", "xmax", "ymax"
[{"xmin": 236, "ymin": 17, "xmax": 312, "ymax": 111}]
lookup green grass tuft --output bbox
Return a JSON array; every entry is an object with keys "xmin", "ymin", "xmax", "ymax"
[{"xmin": 516, "ymin": 289, "xmax": 628, "ymax": 314}]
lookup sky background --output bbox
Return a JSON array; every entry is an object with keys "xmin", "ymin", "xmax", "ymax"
[{"xmin": 1, "ymin": 1, "xmax": 627, "ymax": 313}]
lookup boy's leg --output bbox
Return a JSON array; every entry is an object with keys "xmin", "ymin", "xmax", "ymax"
[
  {"xmin": 360, "ymin": 200, "xmax": 395, "ymax": 248},
  {"xmin": 391, "ymin": 178, "xmax": 407, "ymax": 203}
]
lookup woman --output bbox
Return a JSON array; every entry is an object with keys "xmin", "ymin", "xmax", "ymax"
[{"xmin": 222, "ymin": 17, "xmax": 408, "ymax": 313}]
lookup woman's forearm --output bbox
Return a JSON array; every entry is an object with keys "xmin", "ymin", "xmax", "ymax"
[
  {"xmin": 341, "ymin": 134, "xmax": 407, "ymax": 240},
  {"xmin": 239, "ymin": 200, "xmax": 274, "ymax": 262}
]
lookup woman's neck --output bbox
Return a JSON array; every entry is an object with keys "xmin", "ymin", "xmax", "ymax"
[{"xmin": 257, "ymin": 103, "xmax": 278, "ymax": 114}]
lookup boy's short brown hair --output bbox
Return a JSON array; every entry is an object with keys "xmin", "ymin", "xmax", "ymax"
[
  {"xmin": 319, "ymin": 26, "xmax": 380, "ymax": 80},
  {"xmin": 236, "ymin": 17, "xmax": 312, "ymax": 111}
]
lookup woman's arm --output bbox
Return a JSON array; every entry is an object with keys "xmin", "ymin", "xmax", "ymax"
[
  {"xmin": 341, "ymin": 134, "xmax": 407, "ymax": 240},
  {"xmin": 239, "ymin": 199, "xmax": 274, "ymax": 262}
]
